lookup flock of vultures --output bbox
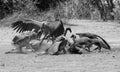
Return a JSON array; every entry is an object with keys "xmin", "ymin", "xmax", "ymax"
[{"xmin": 5, "ymin": 19, "xmax": 111, "ymax": 55}]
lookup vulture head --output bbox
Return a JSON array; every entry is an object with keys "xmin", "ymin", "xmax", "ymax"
[{"xmin": 70, "ymin": 34, "xmax": 76, "ymax": 38}]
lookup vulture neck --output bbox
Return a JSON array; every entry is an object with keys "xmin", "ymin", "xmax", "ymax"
[{"xmin": 64, "ymin": 28, "xmax": 72, "ymax": 36}]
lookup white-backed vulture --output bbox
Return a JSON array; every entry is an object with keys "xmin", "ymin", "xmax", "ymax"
[
  {"xmin": 70, "ymin": 33, "xmax": 111, "ymax": 52},
  {"xmin": 11, "ymin": 19, "xmax": 72, "ymax": 42},
  {"xmin": 70, "ymin": 34, "xmax": 92, "ymax": 52},
  {"xmin": 11, "ymin": 19, "xmax": 72, "ymax": 36},
  {"xmin": 76, "ymin": 33, "xmax": 111, "ymax": 50}
]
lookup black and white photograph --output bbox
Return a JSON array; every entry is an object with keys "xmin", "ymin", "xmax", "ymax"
[{"xmin": 0, "ymin": 0, "xmax": 120, "ymax": 72}]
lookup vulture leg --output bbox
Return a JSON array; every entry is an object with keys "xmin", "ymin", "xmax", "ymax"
[
  {"xmin": 93, "ymin": 45, "xmax": 102, "ymax": 52},
  {"xmin": 37, "ymin": 30, "xmax": 43, "ymax": 39},
  {"xmin": 16, "ymin": 46, "xmax": 23, "ymax": 53},
  {"xmin": 85, "ymin": 43, "xmax": 93, "ymax": 52},
  {"xmin": 94, "ymin": 47, "xmax": 99, "ymax": 50},
  {"xmin": 76, "ymin": 44, "xmax": 91, "ymax": 52},
  {"xmin": 51, "ymin": 36, "xmax": 56, "ymax": 44},
  {"xmin": 97, "ymin": 44, "xmax": 102, "ymax": 52}
]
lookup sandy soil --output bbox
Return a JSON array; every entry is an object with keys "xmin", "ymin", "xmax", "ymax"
[{"xmin": 0, "ymin": 20, "xmax": 120, "ymax": 72}]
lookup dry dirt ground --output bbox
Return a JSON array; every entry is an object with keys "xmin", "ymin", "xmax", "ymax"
[{"xmin": 0, "ymin": 20, "xmax": 120, "ymax": 72}]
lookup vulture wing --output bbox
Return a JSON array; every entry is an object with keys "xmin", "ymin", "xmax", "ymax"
[
  {"xmin": 11, "ymin": 20, "xmax": 44, "ymax": 33},
  {"xmin": 76, "ymin": 33, "xmax": 98, "ymax": 39}
]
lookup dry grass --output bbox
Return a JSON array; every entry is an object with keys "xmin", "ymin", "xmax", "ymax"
[{"xmin": 0, "ymin": 19, "xmax": 120, "ymax": 72}]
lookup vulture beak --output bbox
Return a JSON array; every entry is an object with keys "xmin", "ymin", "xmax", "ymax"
[
  {"xmin": 70, "ymin": 34, "xmax": 76, "ymax": 38},
  {"xmin": 32, "ymin": 29, "xmax": 35, "ymax": 32}
]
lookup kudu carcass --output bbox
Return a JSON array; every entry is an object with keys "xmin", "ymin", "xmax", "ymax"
[
  {"xmin": 70, "ymin": 33, "xmax": 111, "ymax": 52},
  {"xmin": 29, "ymin": 39, "xmax": 53, "ymax": 55},
  {"xmin": 29, "ymin": 35, "xmax": 71, "ymax": 56},
  {"xmin": 29, "ymin": 36, "xmax": 68, "ymax": 56},
  {"xmin": 11, "ymin": 19, "xmax": 72, "ymax": 43}
]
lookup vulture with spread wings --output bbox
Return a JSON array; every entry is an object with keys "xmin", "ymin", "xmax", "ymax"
[{"xmin": 11, "ymin": 19, "xmax": 72, "ymax": 40}]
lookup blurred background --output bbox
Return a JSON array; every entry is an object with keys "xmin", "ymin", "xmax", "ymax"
[{"xmin": 0, "ymin": 0, "xmax": 120, "ymax": 26}]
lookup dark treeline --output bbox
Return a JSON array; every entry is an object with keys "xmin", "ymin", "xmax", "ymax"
[
  {"xmin": 0, "ymin": 0, "xmax": 67, "ymax": 19},
  {"xmin": 0, "ymin": 0, "xmax": 119, "ymax": 21},
  {"xmin": 90, "ymin": 0, "xmax": 115, "ymax": 21}
]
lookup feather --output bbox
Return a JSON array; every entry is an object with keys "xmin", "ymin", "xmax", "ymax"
[{"xmin": 11, "ymin": 20, "xmax": 42, "ymax": 33}]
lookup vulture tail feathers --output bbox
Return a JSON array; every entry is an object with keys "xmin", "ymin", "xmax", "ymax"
[
  {"xmin": 96, "ymin": 36, "xmax": 111, "ymax": 50},
  {"xmin": 12, "ymin": 21, "xmax": 23, "ymax": 30},
  {"xmin": 11, "ymin": 21, "xmax": 22, "ymax": 28}
]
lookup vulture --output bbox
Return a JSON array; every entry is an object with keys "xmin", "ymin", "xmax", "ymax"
[
  {"xmin": 11, "ymin": 19, "xmax": 72, "ymax": 43},
  {"xmin": 70, "ymin": 33, "xmax": 111, "ymax": 52},
  {"xmin": 76, "ymin": 33, "xmax": 111, "ymax": 50},
  {"xmin": 70, "ymin": 34, "xmax": 92, "ymax": 52},
  {"xmin": 5, "ymin": 31, "xmax": 38, "ymax": 54}
]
